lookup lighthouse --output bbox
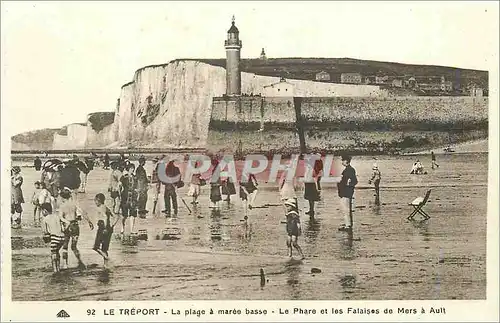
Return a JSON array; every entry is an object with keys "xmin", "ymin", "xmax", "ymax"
[{"xmin": 225, "ymin": 16, "xmax": 242, "ymax": 96}]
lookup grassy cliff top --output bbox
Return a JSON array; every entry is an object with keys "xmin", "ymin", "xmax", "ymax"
[
  {"xmin": 125, "ymin": 57, "xmax": 487, "ymax": 91},
  {"xmin": 88, "ymin": 112, "xmax": 115, "ymax": 132},
  {"xmin": 11, "ymin": 128, "xmax": 60, "ymax": 143},
  {"xmin": 199, "ymin": 57, "xmax": 488, "ymax": 88}
]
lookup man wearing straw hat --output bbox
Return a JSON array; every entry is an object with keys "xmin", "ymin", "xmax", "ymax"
[{"xmin": 368, "ymin": 162, "xmax": 381, "ymax": 205}]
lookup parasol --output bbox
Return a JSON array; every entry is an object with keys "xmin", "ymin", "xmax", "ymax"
[{"xmin": 42, "ymin": 159, "xmax": 63, "ymax": 171}]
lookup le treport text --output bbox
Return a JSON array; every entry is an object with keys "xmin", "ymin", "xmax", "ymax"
[{"xmin": 88, "ymin": 307, "xmax": 446, "ymax": 317}]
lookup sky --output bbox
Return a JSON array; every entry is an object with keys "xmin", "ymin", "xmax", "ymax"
[{"xmin": 1, "ymin": 1, "xmax": 498, "ymax": 135}]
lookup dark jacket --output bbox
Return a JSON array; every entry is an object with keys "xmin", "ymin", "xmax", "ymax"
[{"xmin": 338, "ymin": 165, "xmax": 357, "ymax": 198}]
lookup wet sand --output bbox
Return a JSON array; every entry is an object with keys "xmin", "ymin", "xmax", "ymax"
[{"xmin": 10, "ymin": 153, "xmax": 487, "ymax": 300}]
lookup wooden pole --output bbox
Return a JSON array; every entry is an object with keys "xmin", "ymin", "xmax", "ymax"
[{"xmin": 293, "ymin": 97, "xmax": 307, "ymax": 154}]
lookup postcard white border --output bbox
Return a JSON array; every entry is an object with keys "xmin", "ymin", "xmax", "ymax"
[{"xmin": 1, "ymin": 1, "xmax": 499, "ymax": 322}]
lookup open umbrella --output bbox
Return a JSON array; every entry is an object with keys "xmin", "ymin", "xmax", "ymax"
[{"xmin": 42, "ymin": 159, "xmax": 63, "ymax": 171}]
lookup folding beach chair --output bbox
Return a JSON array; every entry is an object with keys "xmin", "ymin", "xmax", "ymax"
[{"xmin": 407, "ymin": 189, "xmax": 432, "ymax": 221}]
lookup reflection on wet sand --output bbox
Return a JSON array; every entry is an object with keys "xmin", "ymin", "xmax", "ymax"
[
  {"xmin": 340, "ymin": 274, "xmax": 357, "ymax": 300},
  {"xmin": 285, "ymin": 259, "xmax": 302, "ymax": 300},
  {"xmin": 339, "ymin": 230, "xmax": 357, "ymax": 260},
  {"xmin": 10, "ymin": 153, "xmax": 487, "ymax": 300}
]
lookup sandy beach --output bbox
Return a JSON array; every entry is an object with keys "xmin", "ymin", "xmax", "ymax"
[{"xmin": 10, "ymin": 153, "xmax": 487, "ymax": 300}]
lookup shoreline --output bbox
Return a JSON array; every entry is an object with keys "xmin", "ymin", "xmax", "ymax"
[
  {"xmin": 10, "ymin": 138, "xmax": 488, "ymax": 160},
  {"xmin": 404, "ymin": 138, "xmax": 488, "ymax": 155}
]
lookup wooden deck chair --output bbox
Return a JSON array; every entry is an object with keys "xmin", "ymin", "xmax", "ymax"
[{"xmin": 408, "ymin": 189, "xmax": 432, "ymax": 220}]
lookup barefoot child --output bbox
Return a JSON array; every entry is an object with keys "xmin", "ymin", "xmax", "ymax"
[
  {"xmin": 59, "ymin": 189, "xmax": 94, "ymax": 269},
  {"xmin": 284, "ymin": 198, "xmax": 305, "ymax": 259},
  {"xmin": 93, "ymin": 193, "xmax": 120, "ymax": 269},
  {"xmin": 368, "ymin": 163, "xmax": 381, "ymax": 205},
  {"xmin": 40, "ymin": 203, "xmax": 70, "ymax": 273},
  {"xmin": 32, "ymin": 181, "xmax": 42, "ymax": 225}
]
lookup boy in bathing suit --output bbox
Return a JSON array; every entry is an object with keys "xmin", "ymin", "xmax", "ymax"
[
  {"xmin": 93, "ymin": 193, "xmax": 120, "ymax": 269},
  {"xmin": 41, "ymin": 203, "xmax": 70, "ymax": 273},
  {"xmin": 59, "ymin": 189, "xmax": 94, "ymax": 269}
]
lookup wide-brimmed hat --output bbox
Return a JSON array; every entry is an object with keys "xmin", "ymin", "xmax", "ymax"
[
  {"xmin": 152, "ymin": 157, "xmax": 159, "ymax": 162},
  {"xmin": 284, "ymin": 198, "xmax": 298, "ymax": 208},
  {"xmin": 341, "ymin": 154, "xmax": 352, "ymax": 162},
  {"xmin": 286, "ymin": 210, "xmax": 299, "ymax": 217},
  {"xmin": 12, "ymin": 166, "xmax": 21, "ymax": 173}
]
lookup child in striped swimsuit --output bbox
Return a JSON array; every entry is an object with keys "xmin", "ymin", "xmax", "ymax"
[{"xmin": 40, "ymin": 203, "xmax": 70, "ymax": 273}]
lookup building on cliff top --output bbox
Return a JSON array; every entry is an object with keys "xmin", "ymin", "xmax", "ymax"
[
  {"xmin": 341, "ymin": 72, "xmax": 363, "ymax": 84},
  {"xmin": 263, "ymin": 77, "xmax": 295, "ymax": 97},
  {"xmin": 316, "ymin": 71, "xmax": 331, "ymax": 81}
]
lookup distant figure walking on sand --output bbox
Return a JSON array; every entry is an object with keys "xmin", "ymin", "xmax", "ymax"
[
  {"xmin": 222, "ymin": 177, "xmax": 237, "ymax": 202},
  {"xmin": 210, "ymin": 174, "xmax": 223, "ymax": 210},
  {"xmin": 304, "ymin": 155, "xmax": 321, "ymax": 220},
  {"xmin": 11, "ymin": 166, "xmax": 25, "ymax": 229},
  {"xmin": 314, "ymin": 153, "xmax": 324, "ymax": 191},
  {"xmin": 135, "ymin": 156, "xmax": 149, "ymax": 216},
  {"xmin": 368, "ymin": 163, "xmax": 381, "ymax": 205},
  {"xmin": 239, "ymin": 172, "xmax": 258, "ymax": 216},
  {"xmin": 337, "ymin": 155, "xmax": 358, "ymax": 232},
  {"xmin": 279, "ymin": 164, "xmax": 298, "ymax": 204},
  {"xmin": 103, "ymin": 153, "xmax": 110, "ymax": 170},
  {"xmin": 34, "ymin": 156, "xmax": 42, "ymax": 171},
  {"xmin": 151, "ymin": 156, "xmax": 162, "ymax": 213},
  {"xmin": 163, "ymin": 159, "xmax": 181, "ymax": 216},
  {"xmin": 188, "ymin": 160, "xmax": 203, "ymax": 205},
  {"xmin": 431, "ymin": 151, "xmax": 440, "ymax": 169},
  {"xmin": 80, "ymin": 155, "xmax": 95, "ymax": 193},
  {"xmin": 120, "ymin": 164, "xmax": 138, "ymax": 233}
]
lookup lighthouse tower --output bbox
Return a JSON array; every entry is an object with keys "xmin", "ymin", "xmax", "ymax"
[{"xmin": 225, "ymin": 16, "xmax": 242, "ymax": 96}]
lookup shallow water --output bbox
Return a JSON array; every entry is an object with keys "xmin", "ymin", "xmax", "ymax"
[{"xmin": 10, "ymin": 153, "xmax": 487, "ymax": 300}]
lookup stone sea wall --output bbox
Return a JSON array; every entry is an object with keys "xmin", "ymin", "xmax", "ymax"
[{"xmin": 208, "ymin": 96, "xmax": 488, "ymax": 154}]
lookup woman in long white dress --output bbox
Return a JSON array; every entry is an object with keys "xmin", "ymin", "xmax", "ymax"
[{"xmin": 279, "ymin": 165, "xmax": 298, "ymax": 212}]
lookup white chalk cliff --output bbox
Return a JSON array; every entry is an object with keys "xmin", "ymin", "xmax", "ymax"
[{"xmin": 16, "ymin": 60, "xmax": 388, "ymax": 150}]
